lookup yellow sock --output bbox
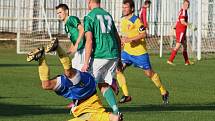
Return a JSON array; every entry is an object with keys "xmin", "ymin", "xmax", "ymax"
[
  {"xmin": 38, "ymin": 57, "xmax": 49, "ymax": 81},
  {"xmin": 116, "ymin": 72, "xmax": 129, "ymax": 96},
  {"xmin": 56, "ymin": 46, "xmax": 72, "ymax": 70},
  {"xmin": 151, "ymin": 73, "xmax": 167, "ymax": 95}
]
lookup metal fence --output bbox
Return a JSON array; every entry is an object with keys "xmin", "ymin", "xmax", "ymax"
[
  {"xmin": 0, "ymin": 0, "xmax": 215, "ymax": 59},
  {"xmin": 0, "ymin": 0, "xmax": 210, "ymax": 36}
]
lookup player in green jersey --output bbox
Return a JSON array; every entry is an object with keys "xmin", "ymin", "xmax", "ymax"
[
  {"xmin": 56, "ymin": 4, "xmax": 85, "ymax": 70},
  {"xmin": 81, "ymin": 0, "xmax": 122, "ymax": 115}
]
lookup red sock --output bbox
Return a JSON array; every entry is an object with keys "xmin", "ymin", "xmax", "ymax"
[
  {"xmin": 168, "ymin": 50, "xmax": 177, "ymax": 62},
  {"xmin": 183, "ymin": 51, "xmax": 189, "ymax": 63}
]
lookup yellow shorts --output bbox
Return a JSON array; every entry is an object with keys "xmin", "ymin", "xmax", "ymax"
[{"xmin": 68, "ymin": 94, "xmax": 110, "ymax": 121}]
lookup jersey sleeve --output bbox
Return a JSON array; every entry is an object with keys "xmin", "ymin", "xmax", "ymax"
[
  {"xmin": 69, "ymin": 16, "xmax": 81, "ymax": 28},
  {"xmin": 84, "ymin": 15, "xmax": 93, "ymax": 32}
]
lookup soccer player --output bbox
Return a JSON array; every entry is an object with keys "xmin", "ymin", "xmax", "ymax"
[
  {"xmin": 120, "ymin": 0, "xmax": 169, "ymax": 104},
  {"xmin": 81, "ymin": 0, "xmax": 122, "ymax": 114},
  {"xmin": 139, "ymin": 0, "xmax": 151, "ymax": 30},
  {"xmin": 56, "ymin": 4, "xmax": 86, "ymax": 109},
  {"xmin": 56, "ymin": 4, "xmax": 85, "ymax": 70},
  {"xmin": 26, "ymin": 39, "xmax": 123, "ymax": 121},
  {"xmin": 167, "ymin": 0, "xmax": 194, "ymax": 66}
]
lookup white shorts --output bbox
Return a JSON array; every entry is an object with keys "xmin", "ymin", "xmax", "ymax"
[
  {"xmin": 72, "ymin": 49, "xmax": 85, "ymax": 71},
  {"xmin": 89, "ymin": 58, "xmax": 117, "ymax": 85}
]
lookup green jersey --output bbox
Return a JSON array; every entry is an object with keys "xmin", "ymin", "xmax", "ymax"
[
  {"xmin": 84, "ymin": 7, "xmax": 119, "ymax": 59},
  {"xmin": 65, "ymin": 16, "xmax": 85, "ymax": 50}
]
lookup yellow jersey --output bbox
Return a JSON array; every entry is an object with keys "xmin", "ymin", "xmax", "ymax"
[{"xmin": 120, "ymin": 15, "xmax": 147, "ymax": 56}]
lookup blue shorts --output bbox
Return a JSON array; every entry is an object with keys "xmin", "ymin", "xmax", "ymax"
[{"xmin": 121, "ymin": 51, "xmax": 151, "ymax": 70}]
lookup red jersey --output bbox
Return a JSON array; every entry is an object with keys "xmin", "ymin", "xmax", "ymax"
[
  {"xmin": 176, "ymin": 9, "xmax": 188, "ymax": 31},
  {"xmin": 139, "ymin": 7, "xmax": 148, "ymax": 28}
]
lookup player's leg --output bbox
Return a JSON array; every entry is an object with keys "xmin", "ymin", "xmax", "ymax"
[
  {"xmin": 91, "ymin": 59, "xmax": 119, "ymax": 114},
  {"xmin": 71, "ymin": 94, "xmax": 123, "ymax": 121},
  {"xmin": 131, "ymin": 53, "xmax": 169, "ymax": 104},
  {"xmin": 117, "ymin": 51, "xmax": 132, "ymax": 103},
  {"xmin": 46, "ymin": 38, "xmax": 72, "ymax": 76},
  {"xmin": 144, "ymin": 69, "xmax": 169, "ymax": 104},
  {"xmin": 167, "ymin": 31, "xmax": 184, "ymax": 65},
  {"xmin": 98, "ymin": 83, "xmax": 119, "ymax": 114},
  {"xmin": 110, "ymin": 78, "xmax": 119, "ymax": 95},
  {"xmin": 182, "ymin": 38, "xmax": 194, "ymax": 65},
  {"xmin": 26, "ymin": 47, "xmax": 57, "ymax": 90}
]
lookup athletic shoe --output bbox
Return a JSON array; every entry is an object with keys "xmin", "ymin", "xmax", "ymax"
[
  {"xmin": 45, "ymin": 38, "xmax": 59, "ymax": 53},
  {"xmin": 118, "ymin": 112, "xmax": 123, "ymax": 121},
  {"xmin": 119, "ymin": 95, "xmax": 132, "ymax": 104},
  {"xmin": 185, "ymin": 60, "xmax": 194, "ymax": 66},
  {"xmin": 26, "ymin": 47, "xmax": 44, "ymax": 62},
  {"xmin": 111, "ymin": 78, "xmax": 119, "ymax": 95},
  {"xmin": 162, "ymin": 91, "xmax": 169, "ymax": 104},
  {"xmin": 167, "ymin": 60, "xmax": 176, "ymax": 66}
]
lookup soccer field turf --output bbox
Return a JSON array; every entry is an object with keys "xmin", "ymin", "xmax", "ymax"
[{"xmin": 0, "ymin": 47, "xmax": 215, "ymax": 121}]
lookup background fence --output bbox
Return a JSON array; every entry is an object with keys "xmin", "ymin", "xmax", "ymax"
[{"xmin": 0, "ymin": 0, "xmax": 215, "ymax": 59}]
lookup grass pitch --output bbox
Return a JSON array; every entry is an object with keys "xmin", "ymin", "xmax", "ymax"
[{"xmin": 0, "ymin": 47, "xmax": 215, "ymax": 121}]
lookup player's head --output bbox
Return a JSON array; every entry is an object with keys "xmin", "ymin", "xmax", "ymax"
[
  {"xmin": 56, "ymin": 4, "xmax": 69, "ymax": 21},
  {"xmin": 122, "ymin": 0, "xmax": 135, "ymax": 17},
  {"xmin": 144, "ymin": 0, "xmax": 151, "ymax": 8},
  {"xmin": 87, "ymin": 0, "xmax": 101, "ymax": 10},
  {"xmin": 183, "ymin": 0, "xmax": 190, "ymax": 10}
]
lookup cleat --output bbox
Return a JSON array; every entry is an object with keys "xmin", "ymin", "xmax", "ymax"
[
  {"xmin": 185, "ymin": 60, "xmax": 194, "ymax": 66},
  {"xmin": 119, "ymin": 95, "xmax": 132, "ymax": 104},
  {"xmin": 162, "ymin": 91, "xmax": 169, "ymax": 104},
  {"xmin": 45, "ymin": 38, "xmax": 59, "ymax": 53},
  {"xmin": 111, "ymin": 78, "xmax": 119, "ymax": 95},
  {"xmin": 118, "ymin": 112, "xmax": 123, "ymax": 121},
  {"xmin": 167, "ymin": 60, "xmax": 176, "ymax": 66},
  {"xmin": 26, "ymin": 47, "xmax": 44, "ymax": 62}
]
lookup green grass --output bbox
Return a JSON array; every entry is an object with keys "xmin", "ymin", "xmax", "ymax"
[{"xmin": 0, "ymin": 47, "xmax": 215, "ymax": 121}]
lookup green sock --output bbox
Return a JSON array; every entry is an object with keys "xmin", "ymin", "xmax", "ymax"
[{"xmin": 103, "ymin": 87, "xmax": 119, "ymax": 114}]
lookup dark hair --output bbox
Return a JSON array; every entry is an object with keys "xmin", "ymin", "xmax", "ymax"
[
  {"xmin": 93, "ymin": 0, "xmax": 101, "ymax": 3},
  {"xmin": 183, "ymin": 0, "xmax": 190, "ymax": 4},
  {"xmin": 144, "ymin": 0, "xmax": 151, "ymax": 5},
  {"xmin": 123, "ymin": 0, "xmax": 135, "ymax": 12},
  {"xmin": 55, "ymin": 4, "xmax": 69, "ymax": 11}
]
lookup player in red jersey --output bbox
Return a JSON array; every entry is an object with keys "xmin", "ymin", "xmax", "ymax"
[
  {"xmin": 167, "ymin": 0, "xmax": 194, "ymax": 66},
  {"xmin": 139, "ymin": 0, "xmax": 151, "ymax": 30}
]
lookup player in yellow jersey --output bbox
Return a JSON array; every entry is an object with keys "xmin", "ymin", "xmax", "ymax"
[
  {"xmin": 117, "ymin": 0, "xmax": 169, "ymax": 104},
  {"xmin": 26, "ymin": 38, "xmax": 123, "ymax": 121}
]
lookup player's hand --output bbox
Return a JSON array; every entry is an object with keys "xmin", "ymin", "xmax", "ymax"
[
  {"xmin": 67, "ymin": 47, "xmax": 77, "ymax": 54},
  {"xmin": 121, "ymin": 36, "xmax": 130, "ymax": 43},
  {"xmin": 81, "ymin": 63, "xmax": 89, "ymax": 72}
]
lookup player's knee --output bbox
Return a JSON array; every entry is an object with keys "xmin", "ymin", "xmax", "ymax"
[
  {"xmin": 98, "ymin": 83, "xmax": 109, "ymax": 93},
  {"xmin": 145, "ymin": 70, "xmax": 154, "ymax": 78}
]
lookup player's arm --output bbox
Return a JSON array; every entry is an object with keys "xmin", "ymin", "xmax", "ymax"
[
  {"xmin": 180, "ymin": 19, "xmax": 188, "ymax": 26},
  {"xmin": 74, "ymin": 24, "xmax": 84, "ymax": 50},
  {"xmin": 82, "ymin": 31, "xmax": 92, "ymax": 72},
  {"xmin": 67, "ymin": 16, "xmax": 84, "ymax": 54},
  {"xmin": 81, "ymin": 16, "xmax": 93, "ymax": 72},
  {"xmin": 122, "ymin": 26, "xmax": 146, "ymax": 43}
]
